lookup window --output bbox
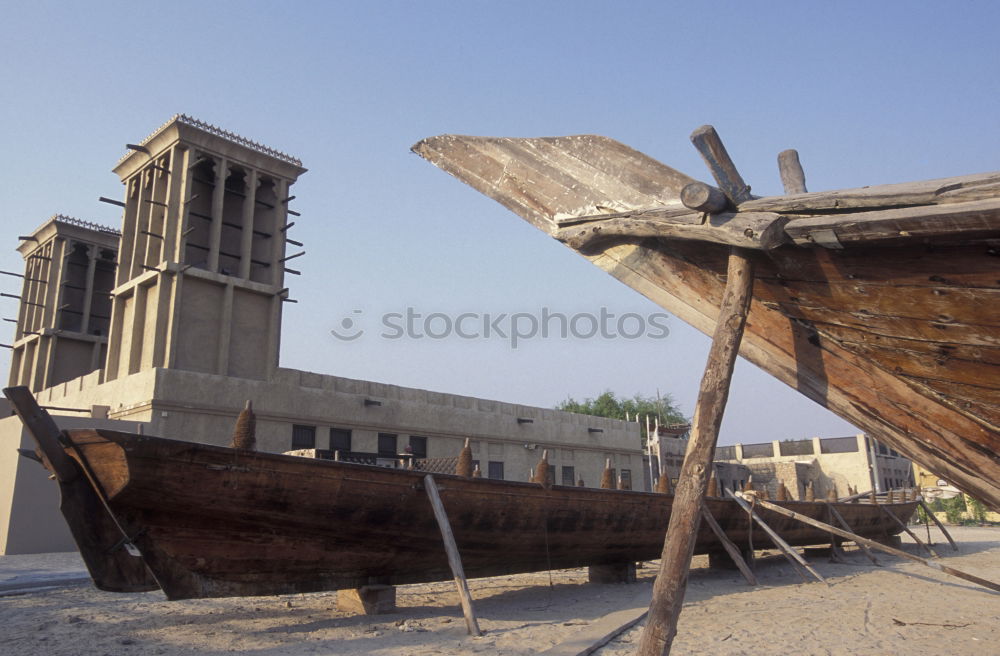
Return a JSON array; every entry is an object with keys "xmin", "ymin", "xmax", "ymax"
[
  {"xmin": 329, "ymin": 428, "xmax": 352, "ymax": 452},
  {"xmin": 378, "ymin": 433, "xmax": 397, "ymax": 458},
  {"xmin": 409, "ymin": 435, "xmax": 428, "ymax": 459},
  {"xmin": 292, "ymin": 425, "xmax": 316, "ymax": 449},
  {"xmin": 561, "ymin": 466, "xmax": 575, "ymax": 486},
  {"xmin": 620, "ymin": 469, "xmax": 632, "ymax": 490},
  {"xmin": 488, "ymin": 461, "xmax": 504, "ymax": 480}
]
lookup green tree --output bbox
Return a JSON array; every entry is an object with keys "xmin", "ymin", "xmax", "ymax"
[{"xmin": 555, "ymin": 391, "xmax": 686, "ymax": 443}]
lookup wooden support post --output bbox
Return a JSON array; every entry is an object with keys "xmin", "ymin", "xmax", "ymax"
[
  {"xmin": 635, "ymin": 248, "xmax": 755, "ymax": 656},
  {"xmin": 777, "ymin": 149, "xmax": 808, "ymax": 195},
  {"xmin": 918, "ymin": 499, "xmax": 959, "ymax": 551},
  {"xmin": 824, "ymin": 505, "xmax": 849, "ymax": 564},
  {"xmin": 878, "ymin": 503, "xmax": 939, "ymax": 558},
  {"xmin": 727, "ymin": 490, "xmax": 828, "ymax": 585},
  {"xmin": 680, "ymin": 182, "xmax": 728, "ymax": 213},
  {"xmin": 745, "ymin": 496, "xmax": 1000, "ymax": 593},
  {"xmin": 423, "ymin": 475, "xmax": 481, "ymax": 636},
  {"xmin": 827, "ymin": 503, "xmax": 881, "ymax": 566},
  {"xmin": 690, "ymin": 125, "xmax": 753, "ymax": 204},
  {"xmin": 701, "ymin": 505, "xmax": 758, "ymax": 586}
]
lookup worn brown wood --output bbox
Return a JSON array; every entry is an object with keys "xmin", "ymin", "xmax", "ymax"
[
  {"xmin": 700, "ymin": 505, "xmax": 758, "ymax": 586},
  {"xmin": 5, "ymin": 385, "xmax": 78, "ymax": 482},
  {"xmin": 748, "ymin": 496, "xmax": 1000, "ymax": 593},
  {"xmin": 728, "ymin": 490, "xmax": 827, "ymax": 585},
  {"xmin": 919, "ymin": 499, "xmax": 959, "ymax": 551},
  {"xmin": 413, "ymin": 133, "xmax": 1000, "ymax": 510},
  {"xmin": 778, "ymin": 149, "xmax": 808, "ymax": 195},
  {"xmin": 742, "ymin": 171, "xmax": 1000, "ymax": 214},
  {"xmin": 637, "ymin": 248, "xmax": 755, "ymax": 656},
  {"xmin": 16, "ymin": 420, "xmax": 921, "ymax": 602},
  {"xmin": 879, "ymin": 503, "xmax": 939, "ymax": 558},
  {"xmin": 827, "ymin": 502, "xmax": 881, "ymax": 566},
  {"xmin": 587, "ymin": 240, "xmax": 1000, "ymax": 510},
  {"xmin": 3, "ymin": 387, "xmax": 158, "ymax": 593},
  {"xmin": 689, "ymin": 125, "xmax": 753, "ymax": 204},
  {"xmin": 783, "ymin": 197, "xmax": 1000, "ymax": 248},
  {"xmin": 680, "ymin": 182, "xmax": 729, "ymax": 213},
  {"xmin": 424, "ymin": 475, "xmax": 481, "ymax": 636},
  {"xmin": 555, "ymin": 210, "xmax": 788, "ymax": 251}
]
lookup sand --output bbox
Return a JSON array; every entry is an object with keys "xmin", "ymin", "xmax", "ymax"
[{"xmin": 1, "ymin": 526, "xmax": 998, "ymax": 655}]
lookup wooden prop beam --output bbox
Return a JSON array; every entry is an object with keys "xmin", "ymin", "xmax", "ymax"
[
  {"xmin": 690, "ymin": 125, "xmax": 753, "ymax": 205},
  {"xmin": 727, "ymin": 490, "xmax": 828, "ymax": 585},
  {"xmin": 777, "ymin": 149, "xmax": 808, "ymax": 195},
  {"xmin": 636, "ymin": 248, "xmax": 755, "ymax": 656},
  {"xmin": 879, "ymin": 503, "xmax": 939, "ymax": 558},
  {"xmin": 745, "ymin": 495, "xmax": 1000, "ymax": 593},
  {"xmin": 918, "ymin": 499, "xmax": 959, "ymax": 551},
  {"xmin": 423, "ymin": 475, "xmax": 481, "ymax": 636},
  {"xmin": 4, "ymin": 386, "xmax": 78, "ymax": 483},
  {"xmin": 827, "ymin": 503, "xmax": 881, "ymax": 566},
  {"xmin": 700, "ymin": 505, "xmax": 758, "ymax": 586},
  {"xmin": 824, "ymin": 505, "xmax": 849, "ymax": 564}
]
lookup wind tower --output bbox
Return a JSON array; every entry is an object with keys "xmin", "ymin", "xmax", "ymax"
[
  {"xmin": 103, "ymin": 115, "xmax": 306, "ymax": 382},
  {"xmin": 6, "ymin": 216, "xmax": 119, "ymax": 391}
]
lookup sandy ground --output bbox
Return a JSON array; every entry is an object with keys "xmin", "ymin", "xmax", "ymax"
[{"xmin": 1, "ymin": 526, "xmax": 997, "ymax": 655}]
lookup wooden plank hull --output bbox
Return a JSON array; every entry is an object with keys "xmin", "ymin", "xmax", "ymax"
[
  {"xmin": 59, "ymin": 428, "xmax": 913, "ymax": 600},
  {"xmin": 413, "ymin": 134, "xmax": 1000, "ymax": 510}
]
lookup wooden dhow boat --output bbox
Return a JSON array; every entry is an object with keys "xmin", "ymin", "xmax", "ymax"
[
  {"xmin": 413, "ymin": 130, "xmax": 1000, "ymax": 510},
  {"xmin": 6, "ymin": 386, "xmax": 915, "ymax": 600}
]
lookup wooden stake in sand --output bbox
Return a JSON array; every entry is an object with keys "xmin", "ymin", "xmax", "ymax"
[
  {"xmin": 637, "ymin": 125, "xmax": 756, "ymax": 656},
  {"xmin": 744, "ymin": 495, "xmax": 1000, "ymax": 594},
  {"xmin": 423, "ymin": 475, "xmax": 481, "ymax": 636},
  {"xmin": 727, "ymin": 489, "xmax": 828, "ymax": 585},
  {"xmin": 701, "ymin": 505, "xmax": 758, "ymax": 586},
  {"xmin": 918, "ymin": 499, "xmax": 959, "ymax": 551}
]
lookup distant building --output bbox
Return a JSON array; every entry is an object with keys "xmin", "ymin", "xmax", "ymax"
[
  {"xmin": 714, "ymin": 434, "xmax": 915, "ymax": 499},
  {"xmin": 0, "ymin": 116, "xmax": 643, "ymax": 555}
]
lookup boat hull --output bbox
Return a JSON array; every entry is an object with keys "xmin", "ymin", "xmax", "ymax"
[{"xmin": 64, "ymin": 428, "xmax": 914, "ymax": 600}]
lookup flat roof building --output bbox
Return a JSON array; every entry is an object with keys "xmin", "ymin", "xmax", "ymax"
[{"xmin": 0, "ymin": 117, "xmax": 643, "ymax": 555}]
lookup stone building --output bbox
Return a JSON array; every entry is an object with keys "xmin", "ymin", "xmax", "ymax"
[
  {"xmin": 0, "ymin": 116, "xmax": 643, "ymax": 554},
  {"xmin": 714, "ymin": 434, "xmax": 914, "ymax": 499}
]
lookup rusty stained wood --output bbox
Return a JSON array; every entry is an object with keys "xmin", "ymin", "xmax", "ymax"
[{"xmin": 585, "ymin": 241, "xmax": 1000, "ymax": 510}]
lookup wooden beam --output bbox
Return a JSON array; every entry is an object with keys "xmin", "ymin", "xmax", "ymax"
[
  {"xmin": 700, "ymin": 505, "xmax": 757, "ymax": 585},
  {"xmin": 423, "ymin": 475, "xmax": 481, "ymax": 636},
  {"xmin": 827, "ymin": 503, "xmax": 881, "ymax": 566},
  {"xmin": 555, "ymin": 210, "xmax": 788, "ymax": 251},
  {"xmin": 777, "ymin": 150, "xmax": 808, "ymax": 195},
  {"xmin": 636, "ymin": 248, "xmax": 755, "ymax": 656},
  {"xmin": 745, "ymin": 495, "xmax": 1000, "ymax": 593},
  {"xmin": 680, "ymin": 182, "xmax": 729, "ymax": 213},
  {"xmin": 918, "ymin": 499, "xmax": 959, "ymax": 551},
  {"xmin": 727, "ymin": 490, "xmax": 828, "ymax": 585},
  {"xmin": 824, "ymin": 505, "xmax": 849, "ymax": 563},
  {"xmin": 878, "ymin": 503, "xmax": 940, "ymax": 558},
  {"xmin": 689, "ymin": 125, "xmax": 753, "ymax": 205},
  {"xmin": 3, "ymin": 386, "xmax": 78, "ymax": 483}
]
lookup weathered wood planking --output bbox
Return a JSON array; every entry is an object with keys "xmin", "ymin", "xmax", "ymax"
[
  {"xmin": 25, "ymin": 425, "xmax": 916, "ymax": 601},
  {"xmin": 414, "ymin": 134, "xmax": 1000, "ymax": 510},
  {"xmin": 598, "ymin": 241, "xmax": 1000, "ymax": 508}
]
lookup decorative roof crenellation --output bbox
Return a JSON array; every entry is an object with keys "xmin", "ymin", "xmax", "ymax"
[{"xmin": 117, "ymin": 114, "xmax": 303, "ymax": 167}]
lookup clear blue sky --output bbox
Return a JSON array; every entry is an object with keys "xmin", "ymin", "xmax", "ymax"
[{"xmin": 1, "ymin": 1, "xmax": 997, "ymax": 445}]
